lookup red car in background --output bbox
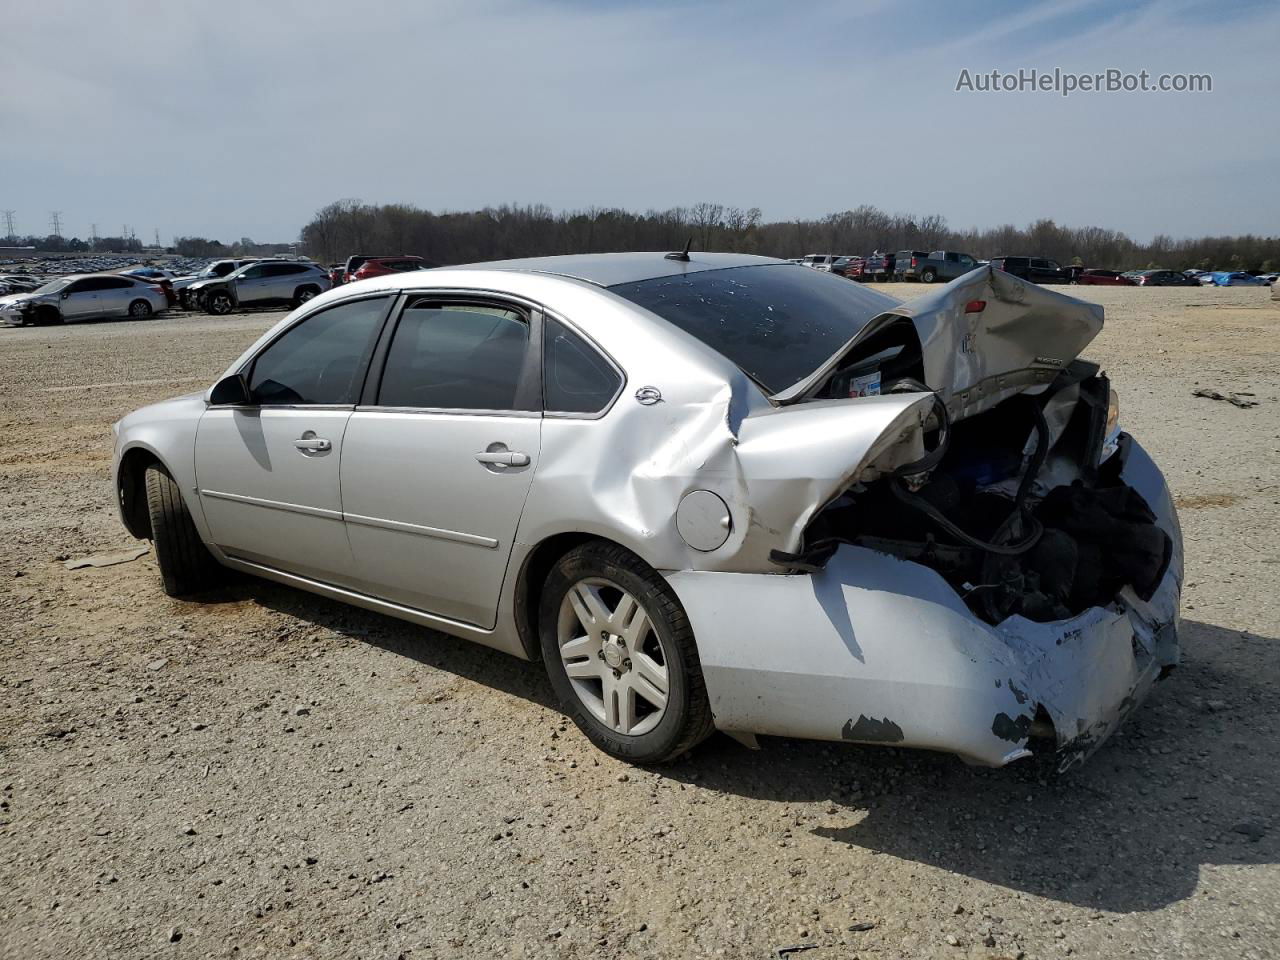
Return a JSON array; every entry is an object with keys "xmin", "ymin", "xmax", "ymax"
[
  {"xmin": 1073, "ymin": 269, "xmax": 1135, "ymax": 286},
  {"xmin": 348, "ymin": 255, "xmax": 437, "ymax": 283}
]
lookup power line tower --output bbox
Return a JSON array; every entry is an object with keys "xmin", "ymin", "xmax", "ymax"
[
  {"xmin": 154, "ymin": 228, "xmax": 160, "ymax": 248},
  {"xmin": 90, "ymin": 223, "xmax": 99, "ymax": 244},
  {"xmin": 50, "ymin": 210, "xmax": 63, "ymax": 238},
  {"xmin": 2, "ymin": 210, "xmax": 15, "ymax": 240}
]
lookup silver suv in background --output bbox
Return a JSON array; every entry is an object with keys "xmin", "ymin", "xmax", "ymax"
[
  {"xmin": 173, "ymin": 258, "xmax": 260, "ymax": 309},
  {"xmin": 190, "ymin": 261, "xmax": 332, "ymax": 315}
]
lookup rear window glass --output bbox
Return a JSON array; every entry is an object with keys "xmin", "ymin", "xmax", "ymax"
[{"xmin": 609, "ymin": 264, "xmax": 893, "ymax": 395}]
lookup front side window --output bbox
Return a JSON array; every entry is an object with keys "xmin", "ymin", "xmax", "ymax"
[
  {"xmin": 238, "ymin": 265, "xmax": 265, "ymax": 280},
  {"xmin": 247, "ymin": 297, "xmax": 389, "ymax": 405},
  {"xmin": 378, "ymin": 301, "xmax": 532, "ymax": 411},
  {"xmin": 544, "ymin": 318, "xmax": 622, "ymax": 415}
]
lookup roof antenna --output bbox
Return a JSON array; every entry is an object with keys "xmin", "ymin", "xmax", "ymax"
[{"xmin": 665, "ymin": 237, "xmax": 693, "ymax": 262}]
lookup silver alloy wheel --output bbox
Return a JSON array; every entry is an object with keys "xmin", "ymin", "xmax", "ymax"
[
  {"xmin": 557, "ymin": 577, "xmax": 670, "ymax": 736},
  {"xmin": 129, "ymin": 300, "xmax": 150, "ymax": 317},
  {"xmin": 298, "ymin": 288, "xmax": 317, "ymax": 303},
  {"xmin": 209, "ymin": 293, "xmax": 232, "ymax": 315}
]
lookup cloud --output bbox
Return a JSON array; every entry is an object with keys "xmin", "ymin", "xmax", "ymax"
[{"xmin": 3, "ymin": 0, "xmax": 1276, "ymax": 243}]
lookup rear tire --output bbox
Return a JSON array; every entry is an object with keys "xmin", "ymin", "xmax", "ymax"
[
  {"xmin": 144, "ymin": 465, "xmax": 220, "ymax": 597},
  {"xmin": 292, "ymin": 286, "xmax": 320, "ymax": 308},
  {"xmin": 539, "ymin": 541, "xmax": 714, "ymax": 764},
  {"xmin": 128, "ymin": 299, "xmax": 153, "ymax": 318}
]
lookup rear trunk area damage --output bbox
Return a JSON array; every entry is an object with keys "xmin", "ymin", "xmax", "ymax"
[{"xmin": 667, "ymin": 267, "xmax": 1183, "ymax": 770}]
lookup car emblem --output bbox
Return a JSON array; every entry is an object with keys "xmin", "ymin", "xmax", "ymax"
[{"xmin": 635, "ymin": 386, "xmax": 663, "ymax": 406}]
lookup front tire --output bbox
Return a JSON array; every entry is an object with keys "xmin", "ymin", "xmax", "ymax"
[
  {"xmin": 206, "ymin": 291, "xmax": 234, "ymax": 316},
  {"xmin": 539, "ymin": 541, "xmax": 714, "ymax": 764},
  {"xmin": 144, "ymin": 465, "xmax": 220, "ymax": 597},
  {"xmin": 920, "ymin": 267, "xmax": 937, "ymax": 283}
]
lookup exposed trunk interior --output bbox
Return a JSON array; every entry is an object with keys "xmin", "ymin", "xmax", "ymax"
[{"xmin": 801, "ymin": 355, "xmax": 1173, "ymax": 625}]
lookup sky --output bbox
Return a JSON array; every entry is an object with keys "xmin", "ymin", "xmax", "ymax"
[{"xmin": 5, "ymin": 0, "xmax": 1278, "ymax": 245}]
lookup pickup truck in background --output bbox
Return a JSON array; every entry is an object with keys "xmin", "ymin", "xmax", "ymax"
[{"xmin": 896, "ymin": 250, "xmax": 980, "ymax": 283}]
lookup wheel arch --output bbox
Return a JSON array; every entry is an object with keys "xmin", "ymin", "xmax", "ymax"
[
  {"xmin": 513, "ymin": 532, "xmax": 656, "ymax": 661},
  {"xmin": 117, "ymin": 444, "xmax": 167, "ymax": 539}
]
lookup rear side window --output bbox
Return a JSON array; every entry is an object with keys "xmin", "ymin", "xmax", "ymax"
[
  {"xmin": 248, "ymin": 297, "xmax": 388, "ymax": 405},
  {"xmin": 544, "ymin": 318, "xmax": 622, "ymax": 415},
  {"xmin": 378, "ymin": 302, "xmax": 532, "ymax": 411}
]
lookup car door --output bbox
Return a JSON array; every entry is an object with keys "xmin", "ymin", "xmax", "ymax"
[
  {"xmin": 58, "ymin": 278, "xmax": 104, "ymax": 319},
  {"xmin": 231, "ymin": 264, "xmax": 271, "ymax": 304},
  {"xmin": 97, "ymin": 277, "xmax": 136, "ymax": 317},
  {"xmin": 340, "ymin": 295, "xmax": 543, "ymax": 628},
  {"xmin": 193, "ymin": 295, "xmax": 393, "ymax": 585}
]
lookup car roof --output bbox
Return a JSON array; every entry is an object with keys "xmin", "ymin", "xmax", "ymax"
[{"xmin": 451, "ymin": 251, "xmax": 784, "ymax": 288}]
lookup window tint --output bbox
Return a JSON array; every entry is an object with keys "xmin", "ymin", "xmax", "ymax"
[
  {"xmin": 610, "ymin": 263, "xmax": 893, "ymax": 395},
  {"xmin": 544, "ymin": 318, "xmax": 622, "ymax": 414},
  {"xmin": 239, "ymin": 265, "xmax": 265, "ymax": 279},
  {"xmin": 378, "ymin": 302, "xmax": 531, "ymax": 411},
  {"xmin": 247, "ymin": 297, "xmax": 388, "ymax": 405},
  {"xmin": 102, "ymin": 277, "xmax": 133, "ymax": 289}
]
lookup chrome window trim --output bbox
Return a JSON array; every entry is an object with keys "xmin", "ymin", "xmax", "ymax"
[
  {"xmin": 355, "ymin": 406, "xmax": 541, "ymax": 419},
  {"xmin": 231, "ymin": 292, "xmax": 399, "ymax": 377}
]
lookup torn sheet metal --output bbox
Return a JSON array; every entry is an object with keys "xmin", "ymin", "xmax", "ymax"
[{"xmin": 665, "ymin": 437, "xmax": 1182, "ymax": 770}]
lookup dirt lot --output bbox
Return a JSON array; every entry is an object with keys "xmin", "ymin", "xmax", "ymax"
[{"xmin": 1, "ymin": 284, "xmax": 1278, "ymax": 960}]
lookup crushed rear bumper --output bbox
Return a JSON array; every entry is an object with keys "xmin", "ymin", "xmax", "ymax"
[{"xmin": 665, "ymin": 436, "xmax": 1181, "ymax": 770}]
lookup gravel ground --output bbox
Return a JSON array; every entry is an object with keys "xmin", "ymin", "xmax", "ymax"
[{"xmin": 1, "ymin": 284, "xmax": 1278, "ymax": 960}]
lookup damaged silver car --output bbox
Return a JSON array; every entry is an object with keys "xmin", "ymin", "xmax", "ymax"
[{"xmin": 111, "ymin": 253, "xmax": 1182, "ymax": 771}]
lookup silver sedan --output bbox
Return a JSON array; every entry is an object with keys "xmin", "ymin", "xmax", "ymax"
[
  {"xmin": 1, "ymin": 273, "xmax": 169, "ymax": 325},
  {"xmin": 111, "ymin": 254, "xmax": 1182, "ymax": 770}
]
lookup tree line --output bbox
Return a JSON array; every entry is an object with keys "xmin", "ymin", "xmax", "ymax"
[{"xmin": 297, "ymin": 200, "xmax": 1279, "ymax": 273}]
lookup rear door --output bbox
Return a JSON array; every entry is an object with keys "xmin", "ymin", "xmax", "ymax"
[
  {"xmin": 98, "ymin": 276, "xmax": 137, "ymax": 316},
  {"xmin": 194, "ymin": 295, "xmax": 392, "ymax": 584},
  {"xmin": 340, "ymin": 295, "xmax": 543, "ymax": 627}
]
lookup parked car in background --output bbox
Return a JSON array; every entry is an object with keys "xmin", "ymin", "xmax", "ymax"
[
  {"xmin": 0, "ymin": 275, "xmax": 41, "ymax": 293},
  {"xmin": 173, "ymin": 259, "xmax": 260, "ymax": 309},
  {"xmin": 1073, "ymin": 269, "xmax": 1135, "ymax": 286},
  {"xmin": 1258, "ymin": 273, "xmax": 1278, "ymax": 285},
  {"xmin": 897, "ymin": 250, "xmax": 979, "ymax": 284},
  {"xmin": 1211, "ymin": 271, "xmax": 1264, "ymax": 286},
  {"xmin": 0, "ymin": 273, "xmax": 168, "ymax": 325},
  {"xmin": 348, "ymin": 256, "xmax": 437, "ymax": 283},
  {"xmin": 857, "ymin": 251, "xmax": 896, "ymax": 282},
  {"xmin": 800, "ymin": 254, "xmax": 841, "ymax": 272},
  {"xmin": 124, "ymin": 268, "xmax": 178, "ymax": 306},
  {"xmin": 1134, "ymin": 270, "xmax": 1199, "ymax": 287},
  {"xmin": 989, "ymin": 256, "xmax": 1071, "ymax": 284},
  {"xmin": 195, "ymin": 260, "xmax": 332, "ymax": 315}
]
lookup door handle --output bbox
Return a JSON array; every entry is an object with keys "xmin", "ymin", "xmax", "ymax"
[
  {"xmin": 475, "ymin": 450, "xmax": 530, "ymax": 467},
  {"xmin": 293, "ymin": 437, "xmax": 331, "ymax": 452}
]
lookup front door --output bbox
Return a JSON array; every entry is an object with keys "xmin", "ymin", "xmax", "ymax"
[
  {"xmin": 59, "ymin": 278, "xmax": 103, "ymax": 319},
  {"xmin": 193, "ymin": 295, "xmax": 391, "ymax": 584},
  {"xmin": 340, "ymin": 298, "xmax": 542, "ymax": 628}
]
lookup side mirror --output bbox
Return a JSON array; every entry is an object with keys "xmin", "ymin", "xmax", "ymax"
[
  {"xmin": 61, "ymin": 291, "xmax": 71, "ymax": 299},
  {"xmin": 209, "ymin": 373, "xmax": 251, "ymax": 406}
]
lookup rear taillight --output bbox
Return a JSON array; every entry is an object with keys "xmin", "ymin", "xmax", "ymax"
[
  {"xmin": 964, "ymin": 299, "xmax": 986, "ymax": 314},
  {"xmin": 150, "ymin": 285, "xmax": 164, "ymax": 293},
  {"xmin": 910, "ymin": 257, "xmax": 918, "ymax": 267}
]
